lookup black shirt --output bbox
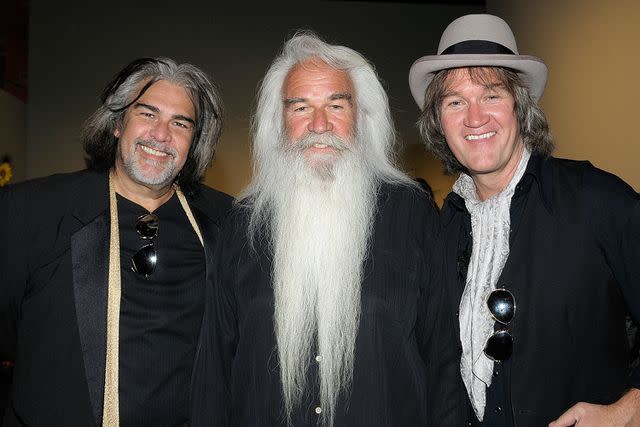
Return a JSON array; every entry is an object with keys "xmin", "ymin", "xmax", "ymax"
[
  {"xmin": 117, "ymin": 193, "xmax": 205, "ymax": 427},
  {"xmin": 193, "ymin": 183, "xmax": 466, "ymax": 426}
]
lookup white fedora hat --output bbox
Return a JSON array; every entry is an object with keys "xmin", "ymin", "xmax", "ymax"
[{"xmin": 409, "ymin": 14, "xmax": 548, "ymax": 109}]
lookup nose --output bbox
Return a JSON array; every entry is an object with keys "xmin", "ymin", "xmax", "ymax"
[
  {"xmin": 149, "ymin": 120, "xmax": 171, "ymax": 142},
  {"xmin": 308, "ymin": 109, "xmax": 333, "ymax": 134},
  {"xmin": 464, "ymin": 102, "xmax": 490, "ymax": 128}
]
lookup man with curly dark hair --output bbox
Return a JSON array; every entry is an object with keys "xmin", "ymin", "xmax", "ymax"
[{"xmin": 0, "ymin": 57, "xmax": 231, "ymax": 426}]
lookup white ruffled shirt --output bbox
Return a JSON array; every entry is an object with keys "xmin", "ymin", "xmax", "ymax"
[{"xmin": 454, "ymin": 148, "xmax": 531, "ymax": 421}]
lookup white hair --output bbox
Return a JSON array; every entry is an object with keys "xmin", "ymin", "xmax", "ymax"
[
  {"xmin": 238, "ymin": 31, "xmax": 414, "ymax": 426},
  {"xmin": 241, "ymin": 31, "xmax": 412, "ymax": 234},
  {"xmin": 270, "ymin": 143, "xmax": 375, "ymax": 426}
]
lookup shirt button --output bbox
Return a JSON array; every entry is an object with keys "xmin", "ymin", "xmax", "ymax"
[
  {"xmin": 315, "ymin": 355, "xmax": 322, "ymax": 362},
  {"xmin": 493, "ymin": 370, "xmax": 499, "ymax": 377},
  {"xmin": 315, "ymin": 406, "xmax": 322, "ymax": 414},
  {"xmin": 495, "ymin": 406, "xmax": 502, "ymax": 414},
  {"xmin": 455, "ymin": 311, "xmax": 459, "ymax": 317}
]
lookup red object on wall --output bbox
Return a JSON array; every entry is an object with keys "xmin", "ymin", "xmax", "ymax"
[{"xmin": 0, "ymin": 0, "xmax": 28, "ymax": 102}]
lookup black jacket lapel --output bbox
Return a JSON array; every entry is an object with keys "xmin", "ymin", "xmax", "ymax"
[
  {"xmin": 69, "ymin": 172, "xmax": 110, "ymax": 426},
  {"xmin": 71, "ymin": 213, "xmax": 109, "ymax": 426}
]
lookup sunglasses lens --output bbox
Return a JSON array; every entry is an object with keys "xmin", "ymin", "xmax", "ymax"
[
  {"xmin": 135, "ymin": 213, "xmax": 159, "ymax": 239},
  {"xmin": 131, "ymin": 244, "xmax": 157, "ymax": 277},
  {"xmin": 487, "ymin": 289, "xmax": 515, "ymax": 324},
  {"xmin": 484, "ymin": 330, "xmax": 513, "ymax": 361}
]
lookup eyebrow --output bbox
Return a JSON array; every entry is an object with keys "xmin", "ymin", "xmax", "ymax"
[
  {"xmin": 283, "ymin": 92, "xmax": 354, "ymax": 106},
  {"xmin": 329, "ymin": 93, "xmax": 352, "ymax": 104},
  {"xmin": 482, "ymin": 82, "xmax": 506, "ymax": 91},
  {"xmin": 134, "ymin": 102, "xmax": 196, "ymax": 125},
  {"xmin": 283, "ymin": 97, "xmax": 305, "ymax": 105}
]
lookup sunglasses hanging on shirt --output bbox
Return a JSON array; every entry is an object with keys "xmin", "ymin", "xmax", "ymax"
[
  {"xmin": 131, "ymin": 213, "xmax": 159, "ymax": 278},
  {"xmin": 484, "ymin": 288, "xmax": 516, "ymax": 361}
]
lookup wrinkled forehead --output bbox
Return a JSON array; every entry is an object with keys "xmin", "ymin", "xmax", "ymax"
[{"xmin": 283, "ymin": 58, "xmax": 354, "ymax": 96}]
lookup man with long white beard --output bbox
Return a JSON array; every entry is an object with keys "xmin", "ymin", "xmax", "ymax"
[{"xmin": 190, "ymin": 33, "xmax": 465, "ymax": 427}]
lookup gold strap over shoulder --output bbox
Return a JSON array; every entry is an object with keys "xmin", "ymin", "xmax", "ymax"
[
  {"xmin": 103, "ymin": 170, "xmax": 121, "ymax": 427},
  {"xmin": 102, "ymin": 172, "xmax": 203, "ymax": 426}
]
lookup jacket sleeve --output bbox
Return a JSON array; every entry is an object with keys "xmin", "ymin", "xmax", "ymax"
[
  {"xmin": 585, "ymin": 165, "xmax": 640, "ymax": 389},
  {"xmin": 414, "ymin": 192, "xmax": 468, "ymax": 426},
  {"xmin": 190, "ymin": 213, "xmax": 239, "ymax": 427}
]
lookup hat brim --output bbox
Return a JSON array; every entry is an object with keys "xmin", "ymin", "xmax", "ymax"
[{"xmin": 408, "ymin": 54, "xmax": 548, "ymax": 110}]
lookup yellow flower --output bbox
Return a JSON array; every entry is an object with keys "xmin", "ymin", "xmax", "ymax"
[{"xmin": 0, "ymin": 162, "xmax": 13, "ymax": 187}]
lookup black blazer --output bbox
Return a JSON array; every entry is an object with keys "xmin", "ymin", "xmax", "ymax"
[
  {"xmin": 0, "ymin": 170, "xmax": 232, "ymax": 426},
  {"xmin": 439, "ymin": 155, "xmax": 640, "ymax": 426},
  {"xmin": 190, "ymin": 184, "xmax": 467, "ymax": 426}
]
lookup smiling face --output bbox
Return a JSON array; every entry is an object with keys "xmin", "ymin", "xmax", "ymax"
[
  {"xmin": 282, "ymin": 60, "xmax": 356, "ymax": 162},
  {"xmin": 114, "ymin": 79, "xmax": 195, "ymax": 192},
  {"xmin": 440, "ymin": 67, "xmax": 525, "ymax": 197}
]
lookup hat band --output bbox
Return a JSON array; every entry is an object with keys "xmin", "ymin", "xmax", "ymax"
[{"xmin": 441, "ymin": 40, "xmax": 515, "ymax": 55}]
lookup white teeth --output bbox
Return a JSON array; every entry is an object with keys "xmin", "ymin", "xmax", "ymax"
[
  {"xmin": 313, "ymin": 143, "xmax": 328, "ymax": 148},
  {"xmin": 465, "ymin": 131, "xmax": 496, "ymax": 141},
  {"xmin": 140, "ymin": 145, "xmax": 168, "ymax": 156}
]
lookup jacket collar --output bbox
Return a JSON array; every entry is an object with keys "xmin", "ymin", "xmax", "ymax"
[
  {"xmin": 70, "ymin": 170, "xmax": 110, "ymax": 225},
  {"xmin": 527, "ymin": 153, "xmax": 554, "ymax": 214},
  {"xmin": 441, "ymin": 153, "xmax": 554, "ymax": 226}
]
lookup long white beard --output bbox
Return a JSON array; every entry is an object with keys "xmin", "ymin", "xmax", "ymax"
[{"xmin": 265, "ymin": 135, "xmax": 378, "ymax": 426}]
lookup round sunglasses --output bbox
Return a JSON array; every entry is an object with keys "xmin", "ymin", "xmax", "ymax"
[
  {"xmin": 484, "ymin": 288, "xmax": 516, "ymax": 362},
  {"xmin": 131, "ymin": 213, "xmax": 159, "ymax": 278}
]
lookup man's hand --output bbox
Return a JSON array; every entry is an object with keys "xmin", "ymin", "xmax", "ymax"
[{"xmin": 549, "ymin": 388, "xmax": 640, "ymax": 427}]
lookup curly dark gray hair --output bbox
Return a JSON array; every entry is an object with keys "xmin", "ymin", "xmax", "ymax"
[
  {"xmin": 417, "ymin": 67, "xmax": 554, "ymax": 174},
  {"xmin": 81, "ymin": 57, "xmax": 224, "ymax": 193}
]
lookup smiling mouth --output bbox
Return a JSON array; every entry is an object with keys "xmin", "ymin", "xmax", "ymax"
[
  {"xmin": 139, "ymin": 144, "xmax": 170, "ymax": 157},
  {"xmin": 465, "ymin": 131, "xmax": 496, "ymax": 141},
  {"xmin": 313, "ymin": 143, "xmax": 329, "ymax": 149}
]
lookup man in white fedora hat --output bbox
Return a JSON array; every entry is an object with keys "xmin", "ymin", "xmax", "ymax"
[{"xmin": 409, "ymin": 13, "xmax": 640, "ymax": 427}]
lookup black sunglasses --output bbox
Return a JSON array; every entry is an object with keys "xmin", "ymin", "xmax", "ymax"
[
  {"xmin": 484, "ymin": 288, "xmax": 515, "ymax": 362},
  {"xmin": 131, "ymin": 213, "xmax": 159, "ymax": 278}
]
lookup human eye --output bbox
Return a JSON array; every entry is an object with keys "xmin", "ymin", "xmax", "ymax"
[
  {"xmin": 174, "ymin": 121, "xmax": 191, "ymax": 130},
  {"xmin": 485, "ymin": 85, "xmax": 509, "ymax": 102},
  {"xmin": 286, "ymin": 101, "xmax": 308, "ymax": 113},
  {"xmin": 140, "ymin": 111, "xmax": 155, "ymax": 118},
  {"xmin": 443, "ymin": 97, "xmax": 463, "ymax": 109}
]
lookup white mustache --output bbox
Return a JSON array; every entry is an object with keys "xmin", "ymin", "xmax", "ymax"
[{"xmin": 288, "ymin": 133, "xmax": 351, "ymax": 154}]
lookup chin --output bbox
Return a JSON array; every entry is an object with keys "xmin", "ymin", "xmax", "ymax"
[{"xmin": 307, "ymin": 151, "xmax": 339, "ymax": 166}]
